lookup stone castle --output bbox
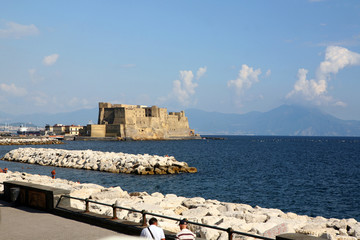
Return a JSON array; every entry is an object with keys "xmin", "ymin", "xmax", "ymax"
[{"xmin": 84, "ymin": 102, "xmax": 198, "ymax": 140}]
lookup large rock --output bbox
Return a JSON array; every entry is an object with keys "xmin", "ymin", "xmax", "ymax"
[{"xmin": 90, "ymin": 187, "xmax": 128, "ymax": 200}]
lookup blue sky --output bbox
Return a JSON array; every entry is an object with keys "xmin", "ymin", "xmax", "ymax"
[{"xmin": 1, "ymin": 0, "xmax": 360, "ymax": 120}]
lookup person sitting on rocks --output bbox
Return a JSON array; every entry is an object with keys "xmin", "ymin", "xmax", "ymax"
[
  {"xmin": 176, "ymin": 219, "xmax": 196, "ymax": 240},
  {"xmin": 140, "ymin": 217, "xmax": 165, "ymax": 240}
]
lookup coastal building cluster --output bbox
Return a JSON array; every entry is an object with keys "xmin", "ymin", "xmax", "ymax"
[
  {"xmin": 1, "ymin": 148, "xmax": 197, "ymax": 175},
  {"xmin": 45, "ymin": 124, "xmax": 83, "ymax": 136},
  {"xmin": 0, "ymin": 171, "xmax": 359, "ymax": 240}
]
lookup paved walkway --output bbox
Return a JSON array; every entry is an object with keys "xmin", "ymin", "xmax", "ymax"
[{"xmin": 0, "ymin": 200, "xmax": 136, "ymax": 240}]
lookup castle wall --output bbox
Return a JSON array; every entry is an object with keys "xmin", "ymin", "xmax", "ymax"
[
  {"xmin": 94, "ymin": 102, "xmax": 196, "ymax": 140},
  {"xmin": 105, "ymin": 124, "xmax": 123, "ymax": 137},
  {"xmin": 88, "ymin": 124, "xmax": 106, "ymax": 138}
]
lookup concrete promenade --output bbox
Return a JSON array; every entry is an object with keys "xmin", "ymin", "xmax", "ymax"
[{"xmin": 0, "ymin": 200, "xmax": 133, "ymax": 240}]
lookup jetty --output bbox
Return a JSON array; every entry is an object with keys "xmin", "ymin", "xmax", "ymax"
[
  {"xmin": 0, "ymin": 137, "xmax": 63, "ymax": 145},
  {"xmin": 1, "ymin": 148, "xmax": 197, "ymax": 175}
]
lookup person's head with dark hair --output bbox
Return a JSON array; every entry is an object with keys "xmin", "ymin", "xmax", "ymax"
[{"xmin": 149, "ymin": 217, "xmax": 158, "ymax": 226}]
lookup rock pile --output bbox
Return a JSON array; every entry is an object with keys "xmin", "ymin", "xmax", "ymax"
[
  {"xmin": 1, "ymin": 148, "xmax": 197, "ymax": 175},
  {"xmin": 0, "ymin": 171, "xmax": 359, "ymax": 240},
  {"xmin": 0, "ymin": 138, "xmax": 63, "ymax": 145}
]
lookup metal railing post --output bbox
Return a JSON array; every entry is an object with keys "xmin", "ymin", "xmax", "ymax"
[
  {"xmin": 227, "ymin": 227, "xmax": 234, "ymax": 240},
  {"xmin": 141, "ymin": 210, "xmax": 147, "ymax": 226},
  {"xmin": 85, "ymin": 198, "xmax": 90, "ymax": 213},
  {"xmin": 112, "ymin": 204, "xmax": 118, "ymax": 220},
  {"xmin": 55, "ymin": 195, "xmax": 64, "ymax": 208}
]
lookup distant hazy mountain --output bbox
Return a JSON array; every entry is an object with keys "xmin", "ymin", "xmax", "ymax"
[
  {"xmin": 0, "ymin": 108, "xmax": 98, "ymax": 127},
  {"xmin": 186, "ymin": 105, "xmax": 360, "ymax": 136},
  {"xmin": 1, "ymin": 105, "xmax": 360, "ymax": 136}
]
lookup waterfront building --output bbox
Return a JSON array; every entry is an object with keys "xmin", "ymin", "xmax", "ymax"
[{"xmin": 45, "ymin": 124, "xmax": 83, "ymax": 136}]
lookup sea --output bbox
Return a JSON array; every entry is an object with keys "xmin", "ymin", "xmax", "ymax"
[{"xmin": 0, "ymin": 136, "xmax": 359, "ymax": 221}]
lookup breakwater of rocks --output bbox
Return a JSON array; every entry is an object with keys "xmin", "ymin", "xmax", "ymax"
[
  {"xmin": 0, "ymin": 171, "xmax": 359, "ymax": 240},
  {"xmin": 1, "ymin": 148, "xmax": 197, "ymax": 175},
  {"xmin": 0, "ymin": 138, "xmax": 63, "ymax": 145}
]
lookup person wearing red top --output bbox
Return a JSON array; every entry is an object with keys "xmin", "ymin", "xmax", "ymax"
[{"xmin": 51, "ymin": 169, "xmax": 56, "ymax": 179}]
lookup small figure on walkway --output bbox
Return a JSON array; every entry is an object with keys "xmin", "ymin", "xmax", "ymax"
[
  {"xmin": 140, "ymin": 217, "xmax": 165, "ymax": 240},
  {"xmin": 51, "ymin": 169, "xmax": 56, "ymax": 179},
  {"xmin": 3, "ymin": 168, "xmax": 8, "ymax": 173},
  {"xmin": 176, "ymin": 219, "xmax": 196, "ymax": 240},
  {"xmin": 0, "ymin": 168, "xmax": 3, "ymax": 173}
]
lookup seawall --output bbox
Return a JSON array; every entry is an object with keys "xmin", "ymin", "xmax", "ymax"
[{"xmin": 0, "ymin": 171, "xmax": 359, "ymax": 240}]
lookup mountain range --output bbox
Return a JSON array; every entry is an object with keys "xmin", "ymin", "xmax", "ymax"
[
  {"xmin": 1, "ymin": 105, "xmax": 360, "ymax": 136},
  {"xmin": 186, "ymin": 105, "xmax": 360, "ymax": 136}
]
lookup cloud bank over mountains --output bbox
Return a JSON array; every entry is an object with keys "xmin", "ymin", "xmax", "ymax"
[{"xmin": 286, "ymin": 46, "xmax": 360, "ymax": 106}]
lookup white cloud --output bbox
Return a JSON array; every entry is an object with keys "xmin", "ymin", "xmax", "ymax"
[
  {"xmin": 0, "ymin": 21, "xmax": 39, "ymax": 39},
  {"xmin": 335, "ymin": 101, "xmax": 347, "ymax": 107},
  {"xmin": 227, "ymin": 64, "xmax": 262, "ymax": 95},
  {"xmin": 171, "ymin": 67, "xmax": 206, "ymax": 106},
  {"xmin": 287, "ymin": 46, "xmax": 360, "ymax": 105},
  {"xmin": 196, "ymin": 66, "xmax": 207, "ymax": 80},
  {"xmin": 286, "ymin": 68, "xmax": 327, "ymax": 102},
  {"xmin": 0, "ymin": 83, "xmax": 27, "ymax": 96},
  {"xmin": 43, "ymin": 54, "xmax": 59, "ymax": 66},
  {"xmin": 317, "ymin": 46, "xmax": 360, "ymax": 80}
]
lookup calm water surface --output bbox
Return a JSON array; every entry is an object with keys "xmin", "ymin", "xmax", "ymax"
[{"xmin": 0, "ymin": 136, "xmax": 359, "ymax": 221}]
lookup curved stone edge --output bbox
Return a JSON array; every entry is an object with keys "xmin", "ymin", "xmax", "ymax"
[
  {"xmin": 1, "ymin": 148, "xmax": 197, "ymax": 175},
  {"xmin": 0, "ymin": 138, "xmax": 63, "ymax": 146},
  {"xmin": 0, "ymin": 171, "xmax": 359, "ymax": 240}
]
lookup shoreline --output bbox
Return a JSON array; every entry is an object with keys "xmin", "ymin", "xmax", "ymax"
[{"xmin": 0, "ymin": 171, "xmax": 359, "ymax": 240}]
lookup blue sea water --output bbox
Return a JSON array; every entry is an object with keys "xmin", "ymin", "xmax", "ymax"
[{"xmin": 0, "ymin": 136, "xmax": 359, "ymax": 221}]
